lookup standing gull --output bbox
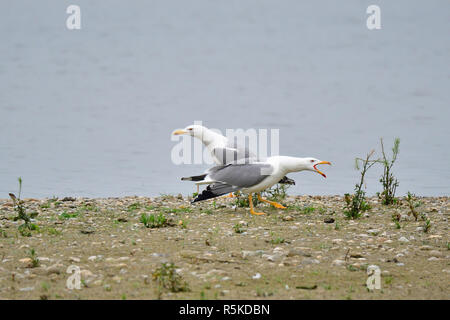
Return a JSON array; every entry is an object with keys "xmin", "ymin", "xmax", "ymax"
[
  {"xmin": 172, "ymin": 124, "xmax": 295, "ymax": 191},
  {"xmin": 182, "ymin": 156, "xmax": 331, "ymax": 215}
]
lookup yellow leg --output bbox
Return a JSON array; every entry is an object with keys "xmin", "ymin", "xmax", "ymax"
[
  {"xmin": 226, "ymin": 191, "xmax": 240, "ymax": 198},
  {"xmin": 249, "ymin": 194, "xmax": 265, "ymax": 215},
  {"xmin": 257, "ymin": 194, "xmax": 286, "ymax": 209}
]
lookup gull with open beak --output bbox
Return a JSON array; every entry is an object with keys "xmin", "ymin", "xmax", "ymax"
[{"xmin": 183, "ymin": 156, "xmax": 331, "ymax": 215}]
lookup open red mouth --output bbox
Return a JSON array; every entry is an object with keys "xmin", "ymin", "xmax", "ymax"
[{"xmin": 314, "ymin": 161, "xmax": 332, "ymax": 178}]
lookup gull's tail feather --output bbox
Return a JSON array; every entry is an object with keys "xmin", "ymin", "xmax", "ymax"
[
  {"xmin": 192, "ymin": 183, "xmax": 239, "ymax": 203},
  {"xmin": 181, "ymin": 174, "xmax": 207, "ymax": 182}
]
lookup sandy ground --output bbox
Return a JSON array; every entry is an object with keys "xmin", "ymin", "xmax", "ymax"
[{"xmin": 0, "ymin": 194, "xmax": 448, "ymax": 300}]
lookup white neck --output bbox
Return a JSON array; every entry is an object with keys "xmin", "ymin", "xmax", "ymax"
[
  {"xmin": 271, "ymin": 156, "xmax": 312, "ymax": 174},
  {"xmin": 199, "ymin": 128, "xmax": 227, "ymax": 147}
]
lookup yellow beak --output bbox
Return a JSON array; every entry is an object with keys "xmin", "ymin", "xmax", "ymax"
[
  {"xmin": 314, "ymin": 161, "xmax": 331, "ymax": 178},
  {"xmin": 172, "ymin": 129, "xmax": 188, "ymax": 135}
]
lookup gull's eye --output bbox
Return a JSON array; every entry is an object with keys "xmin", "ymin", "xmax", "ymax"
[
  {"xmin": 188, "ymin": 128, "xmax": 193, "ymax": 131},
  {"xmin": 310, "ymin": 160, "xmax": 315, "ymax": 163}
]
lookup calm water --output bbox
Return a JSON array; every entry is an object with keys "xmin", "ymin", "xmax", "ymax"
[{"xmin": 1, "ymin": 1, "xmax": 449, "ymax": 198}]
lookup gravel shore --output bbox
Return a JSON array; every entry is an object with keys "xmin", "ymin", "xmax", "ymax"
[{"xmin": 0, "ymin": 194, "xmax": 448, "ymax": 299}]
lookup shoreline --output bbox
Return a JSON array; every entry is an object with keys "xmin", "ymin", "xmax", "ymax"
[{"xmin": 0, "ymin": 195, "xmax": 448, "ymax": 299}]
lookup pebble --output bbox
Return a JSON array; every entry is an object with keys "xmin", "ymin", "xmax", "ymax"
[
  {"xmin": 252, "ymin": 273, "xmax": 261, "ymax": 280},
  {"xmin": 301, "ymin": 258, "xmax": 320, "ymax": 265},
  {"xmin": 427, "ymin": 257, "xmax": 440, "ymax": 261},
  {"xmin": 287, "ymin": 249, "xmax": 311, "ymax": 257},
  {"xmin": 332, "ymin": 259, "xmax": 346, "ymax": 266},
  {"xmin": 398, "ymin": 237, "xmax": 409, "ymax": 243},
  {"xmin": 429, "ymin": 250, "xmax": 442, "ymax": 257},
  {"xmin": 19, "ymin": 258, "xmax": 32, "ymax": 264},
  {"xmin": 19, "ymin": 287, "xmax": 35, "ymax": 292}
]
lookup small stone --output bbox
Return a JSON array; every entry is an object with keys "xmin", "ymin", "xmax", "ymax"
[
  {"xmin": 46, "ymin": 264, "xmax": 62, "ymax": 275},
  {"xmin": 241, "ymin": 250, "xmax": 261, "ymax": 258},
  {"xmin": 19, "ymin": 287, "xmax": 35, "ymax": 292},
  {"xmin": 324, "ymin": 218, "xmax": 335, "ymax": 223},
  {"xmin": 429, "ymin": 250, "xmax": 442, "ymax": 257},
  {"xmin": 398, "ymin": 237, "xmax": 409, "ymax": 243},
  {"xmin": 332, "ymin": 259, "xmax": 346, "ymax": 266},
  {"xmin": 80, "ymin": 228, "xmax": 95, "ymax": 235},
  {"xmin": 367, "ymin": 229, "xmax": 380, "ymax": 236},
  {"xmin": 419, "ymin": 245, "xmax": 432, "ymax": 251},
  {"xmin": 283, "ymin": 215, "xmax": 294, "ymax": 221},
  {"xmin": 287, "ymin": 249, "xmax": 311, "ymax": 257},
  {"xmin": 220, "ymin": 290, "xmax": 229, "ymax": 296},
  {"xmin": 301, "ymin": 258, "xmax": 320, "ymax": 265},
  {"xmin": 19, "ymin": 258, "xmax": 32, "ymax": 264},
  {"xmin": 428, "ymin": 257, "xmax": 440, "ymax": 261},
  {"xmin": 80, "ymin": 270, "xmax": 93, "ymax": 278},
  {"xmin": 252, "ymin": 273, "xmax": 261, "ymax": 280},
  {"xmin": 69, "ymin": 257, "xmax": 80, "ymax": 263},
  {"xmin": 179, "ymin": 250, "xmax": 198, "ymax": 259}
]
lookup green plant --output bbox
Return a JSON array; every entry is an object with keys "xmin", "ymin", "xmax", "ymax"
[
  {"xmin": 394, "ymin": 221, "xmax": 401, "ymax": 229},
  {"xmin": 270, "ymin": 236, "xmax": 285, "ymax": 244},
  {"xmin": 28, "ymin": 248, "xmax": 40, "ymax": 268},
  {"xmin": 423, "ymin": 219, "xmax": 431, "ymax": 233},
  {"xmin": 41, "ymin": 282, "xmax": 50, "ymax": 291},
  {"xmin": 302, "ymin": 206, "xmax": 315, "ymax": 214},
  {"xmin": 152, "ymin": 263, "xmax": 190, "ymax": 297},
  {"xmin": 46, "ymin": 227, "xmax": 62, "ymax": 236},
  {"xmin": 162, "ymin": 207, "xmax": 192, "ymax": 214},
  {"xmin": 233, "ymin": 223, "xmax": 245, "ymax": 234},
  {"xmin": 140, "ymin": 213, "xmax": 173, "ymax": 228},
  {"xmin": 262, "ymin": 183, "xmax": 291, "ymax": 202},
  {"xmin": 9, "ymin": 178, "xmax": 39, "ymax": 237},
  {"xmin": 234, "ymin": 193, "xmax": 259, "ymax": 208},
  {"xmin": 59, "ymin": 211, "xmax": 79, "ymax": 220},
  {"xmin": 344, "ymin": 151, "xmax": 377, "ymax": 219},
  {"xmin": 127, "ymin": 203, "xmax": 141, "ymax": 211},
  {"xmin": 405, "ymin": 192, "xmax": 421, "ymax": 221},
  {"xmin": 378, "ymin": 138, "xmax": 400, "ymax": 205}
]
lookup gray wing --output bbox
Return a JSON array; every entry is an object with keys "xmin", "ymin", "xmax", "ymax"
[{"xmin": 208, "ymin": 163, "xmax": 273, "ymax": 188}]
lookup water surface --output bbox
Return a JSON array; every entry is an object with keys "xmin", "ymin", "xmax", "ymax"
[{"xmin": 1, "ymin": 1, "xmax": 449, "ymax": 198}]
